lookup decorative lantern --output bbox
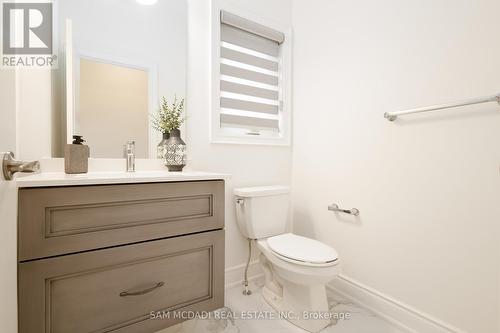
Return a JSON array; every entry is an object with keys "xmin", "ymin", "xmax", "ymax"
[{"xmin": 164, "ymin": 129, "xmax": 186, "ymax": 171}]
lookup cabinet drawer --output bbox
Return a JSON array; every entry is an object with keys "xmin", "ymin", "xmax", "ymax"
[
  {"xmin": 18, "ymin": 180, "xmax": 224, "ymax": 260},
  {"xmin": 19, "ymin": 230, "xmax": 224, "ymax": 333}
]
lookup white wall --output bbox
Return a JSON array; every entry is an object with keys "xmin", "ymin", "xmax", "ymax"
[
  {"xmin": 186, "ymin": 0, "xmax": 292, "ymax": 271},
  {"xmin": 291, "ymin": 1, "xmax": 500, "ymax": 332},
  {"xmin": 0, "ymin": 70, "xmax": 17, "ymax": 153},
  {"xmin": 15, "ymin": 69, "xmax": 53, "ymax": 161}
]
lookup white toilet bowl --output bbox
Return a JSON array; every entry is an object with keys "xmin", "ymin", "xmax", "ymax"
[
  {"xmin": 234, "ymin": 186, "xmax": 341, "ymax": 333},
  {"xmin": 257, "ymin": 234, "xmax": 340, "ymax": 332}
]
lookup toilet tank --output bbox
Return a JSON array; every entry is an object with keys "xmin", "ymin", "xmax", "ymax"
[{"xmin": 234, "ymin": 186, "xmax": 290, "ymax": 239}]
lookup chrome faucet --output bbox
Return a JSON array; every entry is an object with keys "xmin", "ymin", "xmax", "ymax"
[
  {"xmin": 124, "ymin": 141, "xmax": 135, "ymax": 172},
  {"xmin": 2, "ymin": 152, "xmax": 40, "ymax": 180}
]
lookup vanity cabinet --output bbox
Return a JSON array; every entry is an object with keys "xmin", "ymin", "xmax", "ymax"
[
  {"xmin": 18, "ymin": 180, "xmax": 225, "ymax": 333},
  {"xmin": 18, "ymin": 181, "xmax": 224, "ymax": 261}
]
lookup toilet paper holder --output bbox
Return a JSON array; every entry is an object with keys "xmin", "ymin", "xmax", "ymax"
[{"xmin": 328, "ymin": 203, "xmax": 359, "ymax": 216}]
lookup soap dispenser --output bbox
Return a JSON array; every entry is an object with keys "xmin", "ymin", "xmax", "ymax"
[{"xmin": 65, "ymin": 135, "xmax": 90, "ymax": 174}]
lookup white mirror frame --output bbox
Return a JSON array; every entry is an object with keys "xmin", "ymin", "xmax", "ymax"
[{"xmin": 64, "ymin": 19, "xmax": 74, "ymax": 146}]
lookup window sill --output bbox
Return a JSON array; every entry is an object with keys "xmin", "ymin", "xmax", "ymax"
[{"xmin": 210, "ymin": 138, "xmax": 291, "ymax": 147}]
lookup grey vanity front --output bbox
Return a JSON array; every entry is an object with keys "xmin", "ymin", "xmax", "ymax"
[{"xmin": 18, "ymin": 180, "xmax": 225, "ymax": 333}]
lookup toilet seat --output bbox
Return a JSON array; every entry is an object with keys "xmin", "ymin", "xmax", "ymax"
[{"xmin": 266, "ymin": 233, "xmax": 339, "ymax": 267}]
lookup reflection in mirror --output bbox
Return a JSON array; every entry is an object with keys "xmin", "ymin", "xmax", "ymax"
[
  {"xmin": 77, "ymin": 58, "xmax": 150, "ymax": 158},
  {"xmin": 59, "ymin": 0, "xmax": 187, "ymax": 158}
]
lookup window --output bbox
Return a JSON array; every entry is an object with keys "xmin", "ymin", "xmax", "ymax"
[{"xmin": 211, "ymin": 9, "xmax": 291, "ymax": 145}]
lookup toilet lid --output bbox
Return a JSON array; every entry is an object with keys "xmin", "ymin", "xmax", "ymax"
[{"xmin": 267, "ymin": 233, "xmax": 338, "ymax": 264}]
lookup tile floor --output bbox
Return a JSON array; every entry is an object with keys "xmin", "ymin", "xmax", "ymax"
[{"xmin": 158, "ymin": 278, "xmax": 404, "ymax": 333}]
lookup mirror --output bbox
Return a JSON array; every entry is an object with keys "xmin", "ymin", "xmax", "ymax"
[{"xmin": 59, "ymin": 0, "xmax": 187, "ymax": 158}]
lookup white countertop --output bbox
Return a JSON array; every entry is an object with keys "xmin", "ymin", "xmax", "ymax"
[{"xmin": 15, "ymin": 171, "xmax": 230, "ymax": 188}]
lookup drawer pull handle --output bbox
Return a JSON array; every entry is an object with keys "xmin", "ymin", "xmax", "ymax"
[{"xmin": 119, "ymin": 282, "xmax": 165, "ymax": 297}]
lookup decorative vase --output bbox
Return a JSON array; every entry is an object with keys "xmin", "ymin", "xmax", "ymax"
[
  {"xmin": 156, "ymin": 132, "xmax": 170, "ymax": 159},
  {"xmin": 164, "ymin": 129, "xmax": 186, "ymax": 171}
]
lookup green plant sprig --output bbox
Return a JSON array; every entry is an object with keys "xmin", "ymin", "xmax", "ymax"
[{"xmin": 151, "ymin": 96, "xmax": 185, "ymax": 134}]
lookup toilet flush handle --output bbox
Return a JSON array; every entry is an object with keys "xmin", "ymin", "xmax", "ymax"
[{"xmin": 236, "ymin": 198, "xmax": 244, "ymax": 205}]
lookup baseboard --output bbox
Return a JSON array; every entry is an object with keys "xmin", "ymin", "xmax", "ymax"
[
  {"xmin": 328, "ymin": 275, "xmax": 467, "ymax": 333},
  {"xmin": 225, "ymin": 260, "xmax": 263, "ymax": 288}
]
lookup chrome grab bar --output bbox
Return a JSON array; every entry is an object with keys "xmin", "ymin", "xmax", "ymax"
[
  {"xmin": 328, "ymin": 203, "xmax": 359, "ymax": 216},
  {"xmin": 2, "ymin": 152, "xmax": 40, "ymax": 180}
]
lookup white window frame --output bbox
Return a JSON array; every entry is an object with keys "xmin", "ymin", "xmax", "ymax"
[{"xmin": 210, "ymin": 1, "xmax": 292, "ymax": 146}]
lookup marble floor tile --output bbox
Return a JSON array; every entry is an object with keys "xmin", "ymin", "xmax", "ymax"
[{"xmin": 157, "ymin": 279, "xmax": 404, "ymax": 333}]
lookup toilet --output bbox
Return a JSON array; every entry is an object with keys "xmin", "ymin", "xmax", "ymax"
[{"xmin": 234, "ymin": 186, "xmax": 340, "ymax": 332}]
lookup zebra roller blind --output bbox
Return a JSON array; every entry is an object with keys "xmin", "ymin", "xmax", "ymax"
[{"xmin": 219, "ymin": 10, "xmax": 285, "ymax": 134}]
